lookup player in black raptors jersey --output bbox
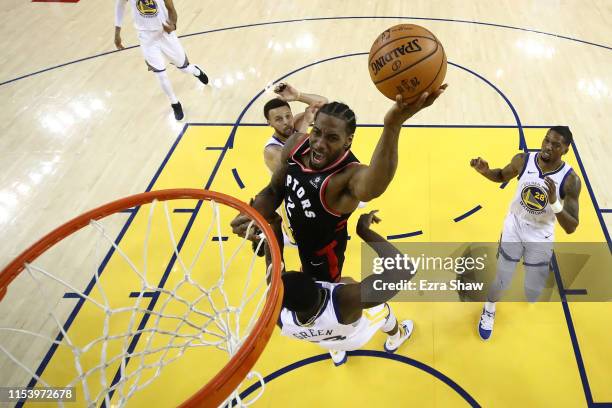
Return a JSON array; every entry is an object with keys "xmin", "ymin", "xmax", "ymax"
[{"xmin": 232, "ymin": 86, "xmax": 447, "ymax": 282}]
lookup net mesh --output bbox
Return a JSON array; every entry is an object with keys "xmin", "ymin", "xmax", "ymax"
[{"xmin": 0, "ymin": 195, "xmax": 277, "ymax": 407}]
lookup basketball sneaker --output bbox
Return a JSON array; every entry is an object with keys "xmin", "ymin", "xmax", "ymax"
[
  {"xmin": 194, "ymin": 65, "xmax": 209, "ymax": 85},
  {"xmin": 384, "ymin": 320, "xmax": 414, "ymax": 354},
  {"xmin": 171, "ymin": 102, "xmax": 184, "ymax": 120},
  {"xmin": 329, "ymin": 349, "xmax": 347, "ymax": 367},
  {"xmin": 478, "ymin": 307, "xmax": 495, "ymax": 340}
]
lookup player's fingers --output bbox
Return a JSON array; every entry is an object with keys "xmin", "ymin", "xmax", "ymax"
[{"xmin": 372, "ymin": 215, "xmax": 382, "ymax": 223}]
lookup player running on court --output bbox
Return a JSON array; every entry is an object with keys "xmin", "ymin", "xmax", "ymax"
[
  {"xmin": 114, "ymin": 0, "xmax": 209, "ymax": 120},
  {"xmin": 471, "ymin": 126, "xmax": 581, "ymax": 340},
  {"xmin": 232, "ymin": 85, "xmax": 447, "ymax": 283}
]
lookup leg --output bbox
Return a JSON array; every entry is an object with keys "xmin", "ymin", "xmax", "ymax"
[
  {"xmin": 523, "ymin": 241, "xmax": 554, "ymax": 302},
  {"xmin": 479, "ymin": 215, "xmax": 524, "ymax": 340},
  {"xmin": 380, "ymin": 304, "xmax": 414, "ymax": 353},
  {"xmin": 162, "ymin": 32, "xmax": 208, "ymax": 84},
  {"xmin": 138, "ymin": 31, "xmax": 183, "ymax": 119}
]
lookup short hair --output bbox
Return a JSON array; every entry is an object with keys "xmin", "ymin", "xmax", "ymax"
[
  {"xmin": 315, "ymin": 102, "xmax": 357, "ymax": 135},
  {"xmin": 281, "ymin": 272, "xmax": 320, "ymax": 313},
  {"xmin": 264, "ymin": 98, "xmax": 290, "ymax": 120},
  {"xmin": 549, "ymin": 126, "xmax": 573, "ymax": 145}
]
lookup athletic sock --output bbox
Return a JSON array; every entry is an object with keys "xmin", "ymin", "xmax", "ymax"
[
  {"xmin": 155, "ymin": 71, "xmax": 178, "ymax": 104},
  {"xmin": 180, "ymin": 64, "xmax": 200, "ymax": 76}
]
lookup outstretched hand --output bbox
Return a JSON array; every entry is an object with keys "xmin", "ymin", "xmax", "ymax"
[
  {"xmin": 470, "ymin": 157, "xmax": 490, "ymax": 175},
  {"xmin": 384, "ymin": 84, "xmax": 447, "ymax": 127},
  {"xmin": 302, "ymin": 101, "xmax": 324, "ymax": 126},
  {"xmin": 357, "ymin": 210, "xmax": 381, "ymax": 233},
  {"xmin": 274, "ymin": 82, "xmax": 300, "ymax": 102}
]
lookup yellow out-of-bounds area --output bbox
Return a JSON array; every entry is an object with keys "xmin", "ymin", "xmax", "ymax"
[{"xmin": 29, "ymin": 125, "xmax": 611, "ymax": 407}]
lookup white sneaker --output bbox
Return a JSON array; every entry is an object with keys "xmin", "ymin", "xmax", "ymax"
[
  {"xmin": 329, "ymin": 349, "xmax": 347, "ymax": 366},
  {"xmin": 478, "ymin": 307, "xmax": 495, "ymax": 340},
  {"xmin": 384, "ymin": 320, "xmax": 414, "ymax": 353}
]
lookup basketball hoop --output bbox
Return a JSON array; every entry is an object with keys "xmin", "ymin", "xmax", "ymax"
[{"xmin": 0, "ymin": 189, "xmax": 282, "ymax": 407}]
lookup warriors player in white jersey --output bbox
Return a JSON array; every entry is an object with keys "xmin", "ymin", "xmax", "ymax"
[
  {"xmin": 470, "ymin": 126, "xmax": 581, "ymax": 340},
  {"xmin": 114, "ymin": 0, "xmax": 209, "ymax": 120},
  {"xmin": 264, "ymin": 211, "xmax": 415, "ymax": 366}
]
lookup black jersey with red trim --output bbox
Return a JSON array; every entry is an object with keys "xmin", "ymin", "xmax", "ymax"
[{"xmin": 284, "ymin": 137, "xmax": 360, "ymax": 282}]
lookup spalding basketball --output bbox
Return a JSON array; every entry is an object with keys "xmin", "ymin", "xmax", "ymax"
[{"xmin": 368, "ymin": 24, "xmax": 447, "ymax": 102}]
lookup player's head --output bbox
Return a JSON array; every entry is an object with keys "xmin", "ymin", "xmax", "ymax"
[
  {"xmin": 281, "ymin": 272, "xmax": 321, "ymax": 313},
  {"xmin": 540, "ymin": 126, "xmax": 572, "ymax": 162},
  {"xmin": 264, "ymin": 98, "xmax": 294, "ymax": 138},
  {"xmin": 309, "ymin": 102, "xmax": 356, "ymax": 170}
]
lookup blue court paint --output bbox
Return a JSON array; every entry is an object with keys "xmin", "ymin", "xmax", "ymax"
[
  {"xmin": 386, "ymin": 230, "xmax": 424, "ymax": 240},
  {"xmin": 119, "ymin": 208, "xmax": 137, "ymax": 214},
  {"xmin": 173, "ymin": 208, "xmax": 196, "ymax": 213},
  {"xmin": 500, "ymin": 181, "xmax": 509, "ymax": 189},
  {"xmin": 453, "ymin": 205, "xmax": 483, "ymax": 222},
  {"xmin": 570, "ymin": 141, "xmax": 612, "ymax": 250},
  {"xmin": 550, "ymin": 253, "xmax": 594, "ymax": 406},
  {"xmin": 128, "ymin": 291, "xmax": 155, "ymax": 298},
  {"xmin": 599, "ymin": 209, "xmax": 612, "ymax": 214},
  {"xmin": 2, "ymin": 16, "xmax": 610, "ymax": 87},
  {"xmin": 232, "ymin": 350, "xmax": 481, "ymax": 407},
  {"xmin": 563, "ymin": 289, "xmax": 588, "ymax": 296},
  {"xmin": 205, "ymin": 146, "xmax": 226, "ymax": 150},
  {"xmin": 62, "ymin": 292, "xmax": 84, "ymax": 299},
  {"xmin": 232, "ymin": 168, "xmax": 245, "ymax": 189},
  {"xmin": 17, "ymin": 123, "xmax": 192, "ymax": 407},
  {"xmin": 448, "ymin": 62, "xmax": 525, "ymax": 150}
]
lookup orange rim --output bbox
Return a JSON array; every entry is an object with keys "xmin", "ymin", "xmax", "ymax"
[{"xmin": 0, "ymin": 189, "xmax": 283, "ymax": 408}]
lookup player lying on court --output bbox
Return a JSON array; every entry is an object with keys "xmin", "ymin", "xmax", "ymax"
[
  {"xmin": 470, "ymin": 126, "xmax": 581, "ymax": 340},
  {"xmin": 232, "ymin": 85, "xmax": 447, "ymax": 283},
  {"xmin": 262, "ymin": 210, "xmax": 417, "ymax": 366},
  {"xmin": 114, "ymin": 0, "xmax": 209, "ymax": 120}
]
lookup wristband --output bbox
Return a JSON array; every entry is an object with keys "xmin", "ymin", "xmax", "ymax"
[{"xmin": 550, "ymin": 199, "xmax": 563, "ymax": 213}]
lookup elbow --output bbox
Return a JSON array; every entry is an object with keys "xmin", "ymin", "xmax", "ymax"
[{"xmin": 563, "ymin": 223, "xmax": 578, "ymax": 234}]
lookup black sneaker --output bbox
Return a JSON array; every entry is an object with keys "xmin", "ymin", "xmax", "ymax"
[
  {"xmin": 171, "ymin": 102, "xmax": 184, "ymax": 120},
  {"xmin": 194, "ymin": 65, "xmax": 209, "ymax": 85}
]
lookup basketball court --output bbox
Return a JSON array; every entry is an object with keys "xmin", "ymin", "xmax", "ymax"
[{"xmin": 1, "ymin": 1, "xmax": 611, "ymax": 407}]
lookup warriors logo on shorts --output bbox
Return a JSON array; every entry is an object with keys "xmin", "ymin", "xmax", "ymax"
[
  {"xmin": 520, "ymin": 184, "xmax": 548, "ymax": 214},
  {"xmin": 136, "ymin": 0, "xmax": 158, "ymax": 17}
]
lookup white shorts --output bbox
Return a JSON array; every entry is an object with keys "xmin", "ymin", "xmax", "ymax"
[
  {"xmin": 316, "ymin": 304, "xmax": 389, "ymax": 351},
  {"xmin": 499, "ymin": 213, "xmax": 553, "ymax": 266},
  {"xmin": 137, "ymin": 30, "xmax": 187, "ymax": 72}
]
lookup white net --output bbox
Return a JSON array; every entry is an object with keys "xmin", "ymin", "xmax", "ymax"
[{"xmin": 0, "ymin": 194, "xmax": 279, "ymax": 407}]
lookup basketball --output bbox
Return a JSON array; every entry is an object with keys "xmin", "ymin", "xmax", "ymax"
[{"xmin": 368, "ymin": 24, "xmax": 447, "ymax": 102}]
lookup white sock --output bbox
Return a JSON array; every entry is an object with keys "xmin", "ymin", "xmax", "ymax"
[
  {"xmin": 180, "ymin": 64, "xmax": 200, "ymax": 76},
  {"xmin": 154, "ymin": 71, "xmax": 178, "ymax": 104},
  {"xmin": 484, "ymin": 301, "xmax": 496, "ymax": 313}
]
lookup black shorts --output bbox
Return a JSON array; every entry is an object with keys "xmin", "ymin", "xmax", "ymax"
[{"xmin": 299, "ymin": 238, "xmax": 347, "ymax": 282}]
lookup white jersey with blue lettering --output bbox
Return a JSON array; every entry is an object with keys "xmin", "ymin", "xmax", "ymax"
[
  {"xmin": 264, "ymin": 135, "xmax": 285, "ymax": 151},
  {"xmin": 279, "ymin": 281, "xmax": 390, "ymax": 351},
  {"xmin": 507, "ymin": 152, "xmax": 573, "ymax": 238},
  {"xmin": 127, "ymin": 0, "xmax": 169, "ymax": 32}
]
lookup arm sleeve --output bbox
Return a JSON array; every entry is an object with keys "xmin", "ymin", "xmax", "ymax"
[{"xmin": 115, "ymin": 0, "xmax": 127, "ymax": 27}]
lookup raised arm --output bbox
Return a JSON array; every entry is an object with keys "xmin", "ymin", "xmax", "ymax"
[
  {"xmin": 470, "ymin": 152, "xmax": 525, "ymax": 183},
  {"xmin": 347, "ymin": 86, "xmax": 447, "ymax": 202},
  {"xmin": 231, "ymin": 132, "xmax": 307, "ymax": 237},
  {"xmin": 335, "ymin": 211, "xmax": 416, "ymax": 323},
  {"xmin": 544, "ymin": 172, "xmax": 581, "ymax": 234}
]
